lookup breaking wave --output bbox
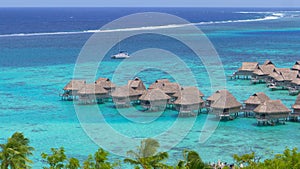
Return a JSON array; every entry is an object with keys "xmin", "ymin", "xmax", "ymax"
[{"xmin": 0, "ymin": 12, "xmax": 284, "ymax": 38}]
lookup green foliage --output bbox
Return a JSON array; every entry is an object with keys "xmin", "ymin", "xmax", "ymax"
[
  {"xmin": 3, "ymin": 132, "xmax": 300, "ymax": 169},
  {"xmin": 176, "ymin": 150, "xmax": 210, "ymax": 169},
  {"xmin": 233, "ymin": 151, "xmax": 256, "ymax": 167},
  {"xmin": 65, "ymin": 158, "xmax": 80, "ymax": 169},
  {"xmin": 124, "ymin": 138, "xmax": 172, "ymax": 169},
  {"xmin": 82, "ymin": 148, "xmax": 119, "ymax": 169},
  {"xmin": 41, "ymin": 147, "xmax": 67, "ymax": 169},
  {"xmin": 42, "ymin": 147, "xmax": 118, "ymax": 169},
  {"xmin": 233, "ymin": 147, "xmax": 300, "ymax": 169},
  {"xmin": 0, "ymin": 132, "xmax": 34, "ymax": 169},
  {"xmin": 41, "ymin": 147, "xmax": 81, "ymax": 169}
]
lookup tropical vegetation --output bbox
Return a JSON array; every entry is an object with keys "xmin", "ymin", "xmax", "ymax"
[
  {"xmin": 124, "ymin": 138, "xmax": 171, "ymax": 169},
  {"xmin": 0, "ymin": 132, "xmax": 34, "ymax": 169},
  {"xmin": 0, "ymin": 132, "xmax": 300, "ymax": 169}
]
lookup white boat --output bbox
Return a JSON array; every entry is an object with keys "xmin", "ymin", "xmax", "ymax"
[{"xmin": 111, "ymin": 51, "xmax": 130, "ymax": 59}]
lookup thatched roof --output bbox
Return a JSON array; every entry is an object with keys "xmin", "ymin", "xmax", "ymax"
[
  {"xmin": 238, "ymin": 62, "xmax": 259, "ymax": 71},
  {"xmin": 269, "ymin": 68, "xmax": 298, "ymax": 82},
  {"xmin": 95, "ymin": 78, "xmax": 116, "ymax": 89},
  {"xmin": 173, "ymin": 86, "xmax": 204, "ymax": 97},
  {"xmin": 244, "ymin": 92, "xmax": 270, "ymax": 105},
  {"xmin": 139, "ymin": 88, "xmax": 171, "ymax": 101},
  {"xmin": 268, "ymin": 69, "xmax": 284, "ymax": 81},
  {"xmin": 254, "ymin": 100, "xmax": 291, "ymax": 114},
  {"xmin": 63, "ymin": 80, "xmax": 86, "ymax": 91},
  {"xmin": 206, "ymin": 89, "xmax": 232, "ymax": 101},
  {"xmin": 292, "ymin": 61, "xmax": 300, "ymax": 71},
  {"xmin": 253, "ymin": 60, "xmax": 275, "ymax": 75},
  {"xmin": 276, "ymin": 68, "xmax": 291, "ymax": 73},
  {"xmin": 148, "ymin": 79, "xmax": 171, "ymax": 89},
  {"xmin": 174, "ymin": 87, "xmax": 204, "ymax": 105},
  {"xmin": 161, "ymin": 83, "xmax": 180, "ymax": 94},
  {"xmin": 292, "ymin": 94, "xmax": 300, "ymax": 110},
  {"xmin": 128, "ymin": 77, "xmax": 146, "ymax": 90},
  {"xmin": 77, "ymin": 84, "xmax": 108, "ymax": 95},
  {"xmin": 173, "ymin": 86, "xmax": 204, "ymax": 98},
  {"xmin": 280, "ymin": 70, "xmax": 298, "ymax": 81},
  {"xmin": 291, "ymin": 75, "xmax": 300, "ymax": 85},
  {"xmin": 263, "ymin": 60, "xmax": 275, "ymax": 66},
  {"xmin": 253, "ymin": 66, "xmax": 266, "ymax": 76},
  {"xmin": 156, "ymin": 79, "xmax": 171, "ymax": 83},
  {"xmin": 259, "ymin": 65, "xmax": 276, "ymax": 75},
  {"xmin": 253, "ymin": 62, "xmax": 285, "ymax": 77},
  {"xmin": 148, "ymin": 79, "xmax": 180, "ymax": 95},
  {"xmin": 111, "ymin": 85, "xmax": 143, "ymax": 98},
  {"xmin": 211, "ymin": 94, "xmax": 242, "ymax": 109}
]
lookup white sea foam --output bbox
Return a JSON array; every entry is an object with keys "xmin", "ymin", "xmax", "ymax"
[
  {"xmin": 195, "ymin": 12, "xmax": 283, "ymax": 25},
  {"xmin": 237, "ymin": 11, "xmax": 300, "ymax": 14},
  {"xmin": 236, "ymin": 11, "xmax": 273, "ymax": 14},
  {"xmin": 0, "ymin": 12, "xmax": 284, "ymax": 38}
]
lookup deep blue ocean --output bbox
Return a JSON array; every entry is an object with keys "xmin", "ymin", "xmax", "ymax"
[{"xmin": 1, "ymin": 8, "xmax": 300, "ymax": 168}]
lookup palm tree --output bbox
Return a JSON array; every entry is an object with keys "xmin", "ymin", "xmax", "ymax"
[
  {"xmin": 41, "ymin": 147, "xmax": 67, "ymax": 169},
  {"xmin": 83, "ymin": 148, "xmax": 118, "ymax": 169},
  {"xmin": 0, "ymin": 132, "xmax": 34, "ymax": 169},
  {"xmin": 124, "ymin": 138, "xmax": 171, "ymax": 169},
  {"xmin": 176, "ymin": 150, "xmax": 210, "ymax": 169},
  {"xmin": 65, "ymin": 157, "xmax": 80, "ymax": 169}
]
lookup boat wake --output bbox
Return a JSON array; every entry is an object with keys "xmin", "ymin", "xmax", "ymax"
[{"xmin": 0, "ymin": 12, "xmax": 285, "ymax": 38}]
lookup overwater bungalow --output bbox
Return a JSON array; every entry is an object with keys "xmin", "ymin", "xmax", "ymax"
[
  {"xmin": 243, "ymin": 92, "xmax": 270, "ymax": 116},
  {"xmin": 251, "ymin": 60, "xmax": 276, "ymax": 83},
  {"xmin": 254, "ymin": 100, "xmax": 291, "ymax": 125},
  {"xmin": 77, "ymin": 84, "xmax": 109, "ymax": 104},
  {"xmin": 148, "ymin": 79, "xmax": 180, "ymax": 99},
  {"xmin": 128, "ymin": 77, "xmax": 146, "ymax": 91},
  {"xmin": 262, "ymin": 60, "xmax": 276, "ymax": 69},
  {"xmin": 95, "ymin": 78, "xmax": 116, "ymax": 93},
  {"xmin": 148, "ymin": 79, "xmax": 171, "ymax": 89},
  {"xmin": 62, "ymin": 80, "xmax": 86, "ymax": 100},
  {"xmin": 233, "ymin": 60, "xmax": 300, "ymax": 88},
  {"xmin": 210, "ymin": 94, "xmax": 242, "ymax": 120},
  {"xmin": 282, "ymin": 70, "xmax": 299, "ymax": 89},
  {"xmin": 291, "ymin": 74, "xmax": 300, "ymax": 91},
  {"xmin": 206, "ymin": 89, "xmax": 231, "ymax": 108},
  {"xmin": 251, "ymin": 66, "xmax": 268, "ymax": 83},
  {"xmin": 260, "ymin": 60, "xmax": 276, "ymax": 75},
  {"xmin": 291, "ymin": 61, "xmax": 300, "ymax": 72},
  {"xmin": 161, "ymin": 83, "xmax": 180, "ymax": 97},
  {"xmin": 111, "ymin": 85, "xmax": 144, "ymax": 108},
  {"xmin": 261, "ymin": 62, "xmax": 276, "ymax": 79},
  {"xmin": 267, "ymin": 69, "xmax": 284, "ymax": 90},
  {"xmin": 139, "ymin": 88, "xmax": 171, "ymax": 112},
  {"xmin": 268, "ymin": 68, "xmax": 298, "ymax": 90},
  {"xmin": 173, "ymin": 86, "xmax": 204, "ymax": 99},
  {"xmin": 234, "ymin": 62, "xmax": 259, "ymax": 79},
  {"xmin": 173, "ymin": 87, "xmax": 205, "ymax": 117},
  {"xmin": 291, "ymin": 94, "xmax": 300, "ymax": 121}
]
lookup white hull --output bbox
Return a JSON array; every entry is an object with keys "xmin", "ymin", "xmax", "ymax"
[{"xmin": 111, "ymin": 52, "xmax": 130, "ymax": 59}]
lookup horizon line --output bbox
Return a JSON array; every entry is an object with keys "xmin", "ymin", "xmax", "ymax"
[{"xmin": 1, "ymin": 6, "xmax": 300, "ymax": 8}]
